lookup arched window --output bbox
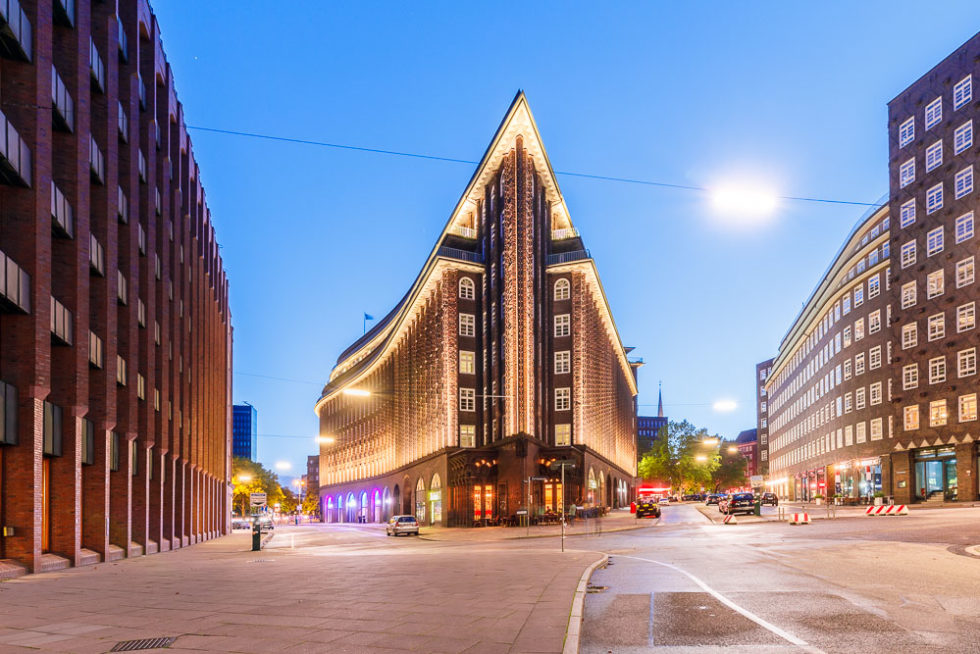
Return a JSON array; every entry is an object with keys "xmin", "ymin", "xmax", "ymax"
[
  {"xmin": 415, "ymin": 477, "xmax": 426, "ymax": 523},
  {"xmin": 554, "ymin": 278, "xmax": 570, "ymax": 301},
  {"xmin": 429, "ymin": 473, "xmax": 442, "ymax": 523},
  {"xmin": 459, "ymin": 277, "xmax": 475, "ymax": 300}
]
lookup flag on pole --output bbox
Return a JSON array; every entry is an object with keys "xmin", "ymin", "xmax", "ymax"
[
  {"xmin": 364, "ymin": 313, "xmax": 374, "ymax": 321},
  {"xmin": 363, "ymin": 313, "xmax": 374, "ymax": 334}
]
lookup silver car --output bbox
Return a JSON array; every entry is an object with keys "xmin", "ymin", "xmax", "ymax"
[{"xmin": 386, "ymin": 515, "xmax": 419, "ymax": 536}]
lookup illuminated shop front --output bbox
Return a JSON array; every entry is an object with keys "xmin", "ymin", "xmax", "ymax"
[
  {"xmin": 913, "ymin": 447, "xmax": 957, "ymax": 502},
  {"xmin": 832, "ymin": 458, "xmax": 882, "ymax": 500}
]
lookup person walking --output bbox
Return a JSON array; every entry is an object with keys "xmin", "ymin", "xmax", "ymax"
[{"xmin": 567, "ymin": 502, "xmax": 577, "ymax": 526}]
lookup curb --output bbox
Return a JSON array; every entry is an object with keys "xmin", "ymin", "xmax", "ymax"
[{"xmin": 563, "ymin": 553, "xmax": 608, "ymax": 654}]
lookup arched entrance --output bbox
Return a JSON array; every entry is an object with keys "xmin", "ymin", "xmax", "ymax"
[
  {"xmin": 359, "ymin": 491, "xmax": 368, "ymax": 523},
  {"xmin": 383, "ymin": 488, "xmax": 391, "ymax": 521},
  {"xmin": 588, "ymin": 468, "xmax": 597, "ymax": 506},
  {"xmin": 373, "ymin": 490, "xmax": 382, "ymax": 523},
  {"xmin": 415, "ymin": 477, "xmax": 426, "ymax": 524},
  {"xmin": 393, "ymin": 484, "xmax": 401, "ymax": 516},
  {"xmin": 325, "ymin": 496, "xmax": 334, "ymax": 523},
  {"xmin": 429, "ymin": 474, "xmax": 442, "ymax": 525},
  {"xmin": 346, "ymin": 492, "xmax": 356, "ymax": 522}
]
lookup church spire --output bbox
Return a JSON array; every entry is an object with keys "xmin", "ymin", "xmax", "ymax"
[{"xmin": 657, "ymin": 381, "xmax": 664, "ymax": 418}]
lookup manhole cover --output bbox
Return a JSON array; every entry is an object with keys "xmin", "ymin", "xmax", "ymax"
[{"xmin": 110, "ymin": 636, "xmax": 176, "ymax": 651}]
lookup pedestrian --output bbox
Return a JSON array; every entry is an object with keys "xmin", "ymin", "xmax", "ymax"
[{"xmin": 567, "ymin": 502, "xmax": 576, "ymax": 526}]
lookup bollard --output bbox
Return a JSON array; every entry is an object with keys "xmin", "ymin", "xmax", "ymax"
[{"xmin": 251, "ymin": 521, "xmax": 262, "ymax": 552}]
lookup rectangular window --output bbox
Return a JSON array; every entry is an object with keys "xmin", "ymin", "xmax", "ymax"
[
  {"xmin": 959, "ymin": 394, "xmax": 977, "ymax": 422},
  {"xmin": 929, "ymin": 356, "xmax": 946, "ymax": 384},
  {"xmin": 926, "ymin": 183, "xmax": 943, "ymax": 214},
  {"xmin": 43, "ymin": 401, "xmax": 63, "ymax": 457},
  {"xmin": 902, "ymin": 323, "xmax": 918, "ymax": 350},
  {"xmin": 855, "ymin": 352, "xmax": 866, "ymax": 375},
  {"xmin": 958, "ymin": 302, "xmax": 976, "ymax": 332},
  {"xmin": 459, "ymin": 313, "xmax": 475, "ymax": 337},
  {"xmin": 901, "ymin": 241, "xmax": 916, "ymax": 268},
  {"xmin": 900, "ymin": 199, "xmax": 916, "ymax": 227},
  {"xmin": 856, "ymin": 387, "xmax": 866, "ymax": 410},
  {"xmin": 925, "ymin": 97, "xmax": 942, "ymax": 130},
  {"xmin": 901, "ymin": 281, "xmax": 917, "ymax": 308},
  {"xmin": 856, "ymin": 421, "xmax": 866, "ymax": 444},
  {"xmin": 929, "ymin": 399, "xmax": 948, "ymax": 427},
  {"xmin": 460, "ymin": 424, "xmax": 476, "ymax": 448},
  {"xmin": 854, "ymin": 317, "xmax": 865, "ymax": 341},
  {"xmin": 554, "ymin": 350, "xmax": 571, "ymax": 375},
  {"xmin": 844, "ymin": 392, "xmax": 853, "ymax": 413},
  {"xmin": 555, "ymin": 387, "xmax": 571, "ymax": 411},
  {"xmin": 925, "ymin": 140, "xmax": 943, "ymax": 172},
  {"xmin": 845, "ymin": 424, "xmax": 854, "ymax": 446},
  {"xmin": 955, "ymin": 120, "xmax": 973, "ymax": 154},
  {"xmin": 868, "ymin": 274, "xmax": 880, "ymax": 299},
  {"xmin": 956, "ymin": 166, "xmax": 974, "ymax": 199},
  {"xmin": 844, "ymin": 359, "xmax": 852, "ymax": 380},
  {"xmin": 958, "ymin": 347, "xmax": 977, "ymax": 377},
  {"xmin": 904, "ymin": 405, "xmax": 920, "ymax": 431},
  {"xmin": 843, "ymin": 326, "xmax": 852, "ymax": 347},
  {"xmin": 843, "ymin": 296, "xmax": 851, "ymax": 314},
  {"xmin": 116, "ymin": 355, "xmax": 127, "ymax": 386},
  {"xmin": 459, "ymin": 350, "xmax": 475, "ymax": 375},
  {"xmin": 853, "ymin": 286, "xmax": 864, "ymax": 307},
  {"xmin": 955, "ymin": 212, "xmax": 974, "ymax": 244},
  {"xmin": 870, "ymin": 345, "xmax": 882, "ymax": 369},
  {"xmin": 869, "ymin": 310, "xmax": 881, "ymax": 334},
  {"xmin": 899, "ymin": 158, "xmax": 915, "ymax": 187},
  {"xmin": 554, "ymin": 314, "xmax": 570, "ymax": 337},
  {"xmin": 954, "ymin": 75, "xmax": 972, "ymax": 111},
  {"xmin": 870, "ymin": 417, "xmax": 883, "ymax": 441},
  {"xmin": 928, "ymin": 313, "xmax": 945, "ymax": 341},
  {"xmin": 903, "ymin": 363, "xmax": 918, "ymax": 390},
  {"xmin": 870, "ymin": 382, "xmax": 882, "ymax": 406},
  {"xmin": 555, "ymin": 423, "xmax": 571, "ymax": 446},
  {"xmin": 927, "ymin": 269, "xmax": 944, "ymax": 299},
  {"xmin": 459, "ymin": 388, "xmax": 476, "ymax": 412},
  {"xmin": 899, "ymin": 117, "xmax": 915, "ymax": 147},
  {"xmin": 957, "ymin": 257, "xmax": 975, "ymax": 288},
  {"xmin": 927, "ymin": 226, "xmax": 944, "ymax": 256},
  {"xmin": 88, "ymin": 331, "xmax": 103, "ymax": 368}
]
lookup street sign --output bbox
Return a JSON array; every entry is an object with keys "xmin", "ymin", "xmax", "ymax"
[
  {"xmin": 529, "ymin": 476, "xmax": 548, "ymax": 481},
  {"xmin": 549, "ymin": 459, "xmax": 576, "ymax": 471},
  {"xmin": 249, "ymin": 492, "xmax": 267, "ymax": 507},
  {"xmin": 750, "ymin": 475, "xmax": 763, "ymax": 486}
]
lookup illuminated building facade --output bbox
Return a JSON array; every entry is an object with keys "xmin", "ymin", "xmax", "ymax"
[
  {"xmin": 314, "ymin": 94, "xmax": 639, "ymax": 526},
  {"xmin": 0, "ymin": 0, "xmax": 232, "ymax": 575},
  {"xmin": 765, "ymin": 32, "xmax": 980, "ymax": 505}
]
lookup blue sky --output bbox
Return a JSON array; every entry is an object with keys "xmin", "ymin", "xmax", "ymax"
[{"xmin": 151, "ymin": 2, "xmax": 980, "ymax": 482}]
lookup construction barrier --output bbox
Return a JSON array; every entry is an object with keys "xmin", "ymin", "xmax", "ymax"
[
  {"xmin": 723, "ymin": 514, "xmax": 737, "ymax": 525},
  {"xmin": 865, "ymin": 505, "xmax": 886, "ymax": 516},
  {"xmin": 884, "ymin": 504, "xmax": 909, "ymax": 516},
  {"xmin": 789, "ymin": 512, "xmax": 811, "ymax": 525}
]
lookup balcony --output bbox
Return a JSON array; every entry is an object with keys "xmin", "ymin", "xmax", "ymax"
[
  {"xmin": 53, "ymin": 0, "xmax": 73, "ymax": 27},
  {"xmin": 0, "ymin": 247, "xmax": 30, "ymax": 313},
  {"xmin": 547, "ymin": 249, "xmax": 591, "ymax": 266},
  {"xmin": 0, "ymin": 108, "xmax": 31, "ymax": 187},
  {"xmin": 551, "ymin": 227, "xmax": 579, "ymax": 240},
  {"xmin": 448, "ymin": 224, "xmax": 477, "ymax": 239},
  {"xmin": 0, "ymin": 0, "xmax": 31, "ymax": 61},
  {"xmin": 51, "ymin": 65, "xmax": 74, "ymax": 132},
  {"xmin": 437, "ymin": 246, "xmax": 484, "ymax": 264},
  {"xmin": 50, "ymin": 181, "xmax": 74, "ymax": 238}
]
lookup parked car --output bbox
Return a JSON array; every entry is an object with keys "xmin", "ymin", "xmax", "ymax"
[
  {"xmin": 761, "ymin": 492, "xmax": 778, "ymax": 506},
  {"xmin": 231, "ymin": 516, "xmax": 252, "ymax": 530},
  {"xmin": 386, "ymin": 515, "xmax": 420, "ymax": 536},
  {"xmin": 635, "ymin": 497, "xmax": 662, "ymax": 519},
  {"xmin": 722, "ymin": 493, "xmax": 757, "ymax": 516},
  {"xmin": 254, "ymin": 514, "xmax": 275, "ymax": 530},
  {"xmin": 658, "ymin": 497, "xmax": 671, "ymax": 505},
  {"xmin": 705, "ymin": 494, "xmax": 723, "ymax": 505}
]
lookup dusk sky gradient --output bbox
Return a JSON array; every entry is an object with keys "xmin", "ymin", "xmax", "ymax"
[{"xmin": 151, "ymin": 2, "xmax": 980, "ymax": 483}]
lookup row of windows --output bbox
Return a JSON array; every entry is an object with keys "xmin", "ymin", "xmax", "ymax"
[
  {"xmin": 904, "ymin": 395, "xmax": 977, "ymax": 429},
  {"xmin": 902, "ymin": 348, "xmax": 977, "ymax": 389},
  {"xmin": 901, "ymin": 303, "xmax": 976, "ymax": 348},
  {"xmin": 457, "ymin": 349, "xmax": 572, "ymax": 375},
  {"xmin": 897, "ymin": 76, "xmax": 972, "ymax": 148},
  {"xmin": 458, "ymin": 388, "xmax": 574, "ymax": 412},
  {"xmin": 900, "ymin": 257, "xmax": 975, "ymax": 309},
  {"xmin": 463, "ymin": 312, "xmax": 572, "ymax": 338},
  {"xmin": 457, "ymin": 276, "xmax": 571, "ymax": 302},
  {"xmin": 771, "ymin": 417, "xmax": 888, "ymax": 472},
  {"xmin": 900, "ymin": 215, "xmax": 974, "ymax": 270},
  {"xmin": 463, "ymin": 422, "xmax": 574, "ymax": 448}
]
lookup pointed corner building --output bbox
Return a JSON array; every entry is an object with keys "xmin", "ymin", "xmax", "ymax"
[{"xmin": 314, "ymin": 93, "xmax": 638, "ymax": 526}]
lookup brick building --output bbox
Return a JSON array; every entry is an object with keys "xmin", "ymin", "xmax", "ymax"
[
  {"xmin": 0, "ymin": 0, "xmax": 232, "ymax": 574},
  {"xmin": 734, "ymin": 429, "xmax": 757, "ymax": 480},
  {"xmin": 314, "ymin": 93, "xmax": 639, "ymax": 527},
  {"xmin": 755, "ymin": 358, "xmax": 772, "ymax": 475},
  {"xmin": 765, "ymin": 32, "xmax": 980, "ymax": 505}
]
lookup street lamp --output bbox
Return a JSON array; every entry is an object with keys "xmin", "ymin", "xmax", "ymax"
[
  {"xmin": 695, "ymin": 455, "xmax": 708, "ymax": 463},
  {"xmin": 727, "ymin": 446, "xmax": 738, "ymax": 454},
  {"xmin": 275, "ymin": 461, "xmax": 291, "ymax": 471},
  {"xmin": 702, "ymin": 437, "xmax": 720, "ymax": 446},
  {"xmin": 712, "ymin": 400, "xmax": 737, "ymax": 412}
]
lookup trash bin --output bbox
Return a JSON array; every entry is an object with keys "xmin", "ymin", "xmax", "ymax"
[
  {"xmin": 753, "ymin": 499, "xmax": 761, "ymax": 517},
  {"xmin": 251, "ymin": 521, "xmax": 262, "ymax": 552}
]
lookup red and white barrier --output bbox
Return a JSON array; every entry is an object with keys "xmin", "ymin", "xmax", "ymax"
[
  {"xmin": 789, "ymin": 512, "xmax": 811, "ymax": 525},
  {"xmin": 723, "ymin": 514, "xmax": 737, "ymax": 525},
  {"xmin": 865, "ymin": 504, "xmax": 909, "ymax": 516}
]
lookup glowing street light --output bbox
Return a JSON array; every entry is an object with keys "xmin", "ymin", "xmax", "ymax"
[
  {"xmin": 275, "ymin": 461, "xmax": 291, "ymax": 471},
  {"xmin": 702, "ymin": 437, "xmax": 720, "ymax": 446},
  {"xmin": 342, "ymin": 388, "xmax": 371, "ymax": 397},
  {"xmin": 727, "ymin": 446, "xmax": 738, "ymax": 454},
  {"xmin": 695, "ymin": 455, "xmax": 708, "ymax": 462},
  {"xmin": 237, "ymin": 474, "xmax": 253, "ymax": 483},
  {"xmin": 710, "ymin": 185, "xmax": 778, "ymax": 216},
  {"xmin": 712, "ymin": 400, "xmax": 737, "ymax": 412}
]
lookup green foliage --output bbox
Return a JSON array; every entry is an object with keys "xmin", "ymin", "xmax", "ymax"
[
  {"xmin": 231, "ymin": 457, "xmax": 284, "ymax": 515},
  {"xmin": 711, "ymin": 443, "xmax": 748, "ymax": 492},
  {"xmin": 301, "ymin": 490, "xmax": 320, "ymax": 516},
  {"xmin": 638, "ymin": 420, "xmax": 721, "ymax": 490}
]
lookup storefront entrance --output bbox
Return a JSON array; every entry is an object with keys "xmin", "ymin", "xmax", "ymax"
[
  {"xmin": 473, "ymin": 484, "xmax": 493, "ymax": 525},
  {"xmin": 914, "ymin": 447, "xmax": 957, "ymax": 501}
]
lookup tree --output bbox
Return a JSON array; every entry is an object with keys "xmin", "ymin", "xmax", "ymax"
[
  {"xmin": 638, "ymin": 420, "xmax": 721, "ymax": 491},
  {"xmin": 711, "ymin": 443, "xmax": 748, "ymax": 492},
  {"xmin": 231, "ymin": 457, "xmax": 284, "ymax": 516},
  {"xmin": 279, "ymin": 487, "xmax": 299, "ymax": 514},
  {"xmin": 302, "ymin": 490, "xmax": 320, "ymax": 516}
]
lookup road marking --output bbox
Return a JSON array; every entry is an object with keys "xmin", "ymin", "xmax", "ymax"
[{"xmin": 614, "ymin": 554, "xmax": 826, "ymax": 654}]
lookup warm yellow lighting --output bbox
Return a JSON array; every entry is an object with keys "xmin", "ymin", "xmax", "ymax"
[
  {"xmin": 713, "ymin": 400, "xmax": 737, "ymax": 412},
  {"xmin": 316, "ymin": 436, "xmax": 336, "ymax": 445},
  {"xmin": 237, "ymin": 474, "xmax": 252, "ymax": 483},
  {"xmin": 727, "ymin": 446, "xmax": 738, "ymax": 454},
  {"xmin": 695, "ymin": 455, "xmax": 708, "ymax": 462},
  {"xmin": 710, "ymin": 185, "xmax": 778, "ymax": 216},
  {"xmin": 702, "ymin": 437, "xmax": 720, "ymax": 446},
  {"xmin": 343, "ymin": 388, "xmax": 371, "ymax": 397}
]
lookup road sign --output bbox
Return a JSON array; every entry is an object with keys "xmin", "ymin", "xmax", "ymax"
[
  {"xmin": 250, "ymin": 492, "xmax": 267, "ymax": 507},
  {"xmin": 529, "ymin": 476, "xmax": 548, "ymax": 481},
  {"xmin": 549, "ymin": 459, "xmax": 576, "ymax": 471},
  {"xmin": 750, "ymin": 475, "xmax": 763, "ymax": 486}
]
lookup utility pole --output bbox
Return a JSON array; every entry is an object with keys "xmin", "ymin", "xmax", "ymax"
[{"xmin": 549, "ymin": 459, "xmax": 576, "ymax": 552}]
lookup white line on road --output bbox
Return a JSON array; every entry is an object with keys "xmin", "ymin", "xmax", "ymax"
[{"xmin": 614, "ymin": 554, "xmax": 826, "ymax": 654}]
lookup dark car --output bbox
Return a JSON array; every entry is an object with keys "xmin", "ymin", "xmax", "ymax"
[
  {"xmin": 635, "ymin": 497, "xmax": 662, "ymax": 519},
  {"xmin": 760, "ymin": 492, "xmax": 778, "ymax": 506},
  {"xmin": 722, "ymin": 493, "xmax": 757, "ymax": 516},
  {"xmin": 705, "ymin": 494, "xmax": 723, "ymax": 505}
]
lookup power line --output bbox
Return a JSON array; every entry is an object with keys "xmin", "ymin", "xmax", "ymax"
[
  {"xmin": 186, "ymin": 125, "xmax": 880, "ymax": 208},
  {"xmin": 234, "ymin": 371, "xmax": 321, "ymax": 386}
]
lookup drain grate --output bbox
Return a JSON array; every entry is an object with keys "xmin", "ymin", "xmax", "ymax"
[
  {"xmin": 110, "ymin": 636, "xmax": 176, "ymax": 651},
  {"xmin": 586, "ymin": 584, "xmax": 607, "ymax": 594},
  {"xmin": 247, "ymin": 558, "xmax": 274, "ymax": 563}
]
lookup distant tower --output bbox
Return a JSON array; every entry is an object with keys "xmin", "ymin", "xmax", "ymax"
[
  {"xmin": 637, "ymin": 381, "xmax": 668, "ymax": 460},
  {"xmin": 657, "ymin": 382, "xmax": 664, "ymax": 418}
]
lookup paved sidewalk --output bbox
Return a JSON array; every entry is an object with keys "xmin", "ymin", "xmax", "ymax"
[
  {"xmin": 419, "ymin": 509, "xmax": 652, "ymax": 542},
  {"xmin": 0, "ymin": 529, "xmax": 603, "ymax": 653}
]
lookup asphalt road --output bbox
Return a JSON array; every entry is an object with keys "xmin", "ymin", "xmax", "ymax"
[{"xmin": 580, "ymin": 502, "xmax": 980, "ymax": 653}]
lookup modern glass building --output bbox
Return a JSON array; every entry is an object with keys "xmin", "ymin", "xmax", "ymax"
[{"xmin": 232, "ymin": 404, "xmax": 257, "ymax": 461}]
